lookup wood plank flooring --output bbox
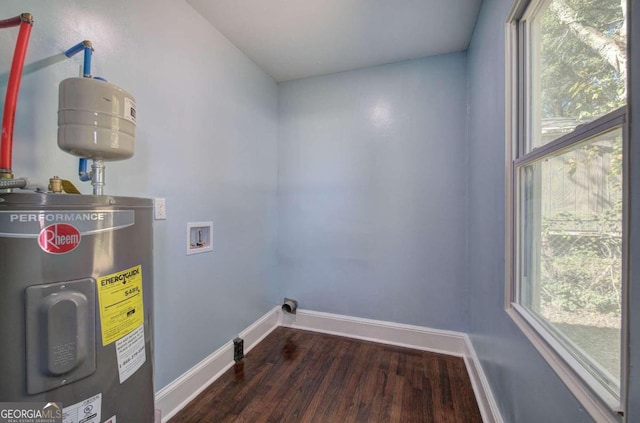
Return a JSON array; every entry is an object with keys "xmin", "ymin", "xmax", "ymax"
[{"xmin": 169, "ymin": 327, "xmax": 482, "ymax": 423}]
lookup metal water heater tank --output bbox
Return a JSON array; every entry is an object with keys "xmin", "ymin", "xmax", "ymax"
[{"xmin": 0, "ymin": 192, "xmax": 154, "ymax": 423}]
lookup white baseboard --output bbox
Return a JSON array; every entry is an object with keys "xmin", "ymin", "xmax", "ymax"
[
  {"xmin": 155, "ymin": 306, "xmax": 280, "ymax": 422},
  {"xmin": 155, "ymin": 307, "xmax": 502, "ymax": 423},
  {"xmin": 279, "ymin": 309, "xmax": 467, "ymax": 356},
  {"xmin": 463, "ymin": 337, "xmax": 504, "ymax": 423}
]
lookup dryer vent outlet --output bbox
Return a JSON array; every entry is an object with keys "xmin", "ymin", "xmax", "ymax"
[
  {"xmin": 233, "ymin": 337, "xmax": 244, "ymax": 362},
  {"xmin": 282, "ymin": 298, "xmax": 298, "ymax": 314}
]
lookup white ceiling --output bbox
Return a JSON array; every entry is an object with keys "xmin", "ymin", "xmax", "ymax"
[{"xmin": 186, "ymin": 0, "xmax": 483, "ymax": 82}]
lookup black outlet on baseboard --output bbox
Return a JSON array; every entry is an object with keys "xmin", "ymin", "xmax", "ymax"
[{"xmin": 233, "ymin": 337, "xmax": 244, "ymax": 362}]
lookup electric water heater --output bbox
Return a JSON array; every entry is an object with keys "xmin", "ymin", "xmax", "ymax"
[{"xmin": 0, "ymin": 193, "xmax": 155, "ymax": 423}]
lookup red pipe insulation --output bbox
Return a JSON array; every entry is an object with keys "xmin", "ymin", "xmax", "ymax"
[
  {"xmin": 1, "ymin": 13, "xmax": 33, "ymax": 174},
  {"xmin": 0, "ymin": 16, "xmax": 22, "ymax": 29}
]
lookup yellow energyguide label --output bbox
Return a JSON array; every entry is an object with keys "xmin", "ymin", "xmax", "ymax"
[{"xmin": 97, "ymin": 265, "xmax": 144, "ymax": 346}]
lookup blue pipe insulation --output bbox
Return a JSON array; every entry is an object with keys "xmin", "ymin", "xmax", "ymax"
[
  {"xmin": 79, "ymin": 46, "xmax": 94, "ymax": 179},
  {"xmin": 78, "ymin": 158, "xmax": 91, "ymax": 182},
  {"xmin": 63, "ymin": 41, "xmax": 85, "ymax": 58},
  {"xmin": 65, "ymin": 41, "xmax": 95, "ymax": 182},
  {"xmin": 83, "ymin": 46, "xmax": 92, "ymax": 77},
  {"xmin": 64, "ymin": 40, "xmax": 93, "ymax": 77}
]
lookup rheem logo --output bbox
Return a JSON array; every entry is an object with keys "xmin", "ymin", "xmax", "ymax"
[{"xmin": 38, "ymin": 223, "xmax": 81, "ymax": 254}]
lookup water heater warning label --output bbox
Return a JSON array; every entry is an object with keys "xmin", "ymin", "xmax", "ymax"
[
  {"xmin": 116, "ymin": 324, "xmax": 146, "ymax": 384},
  {"xmin": 62, "ymin": 393, "xmax": 101, "ymax": 423},
  {"xmin": 124, "ymin": 97, "xmax": 136, "ymax": 123},
  {"xmin": 97, "ymin": 265, "xmax": 144, "ymax": 346}
]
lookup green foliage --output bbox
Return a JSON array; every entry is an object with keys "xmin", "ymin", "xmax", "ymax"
[
  {"xmin": 536, "ymin": 0, "xmax": 625, "ymax": 317},
  {"xmin": 540, "ymin": 0, "xmax": 625, "ymax": 121},
  {"xmin": 541, "ymin": 213, "xmax": 621, "ymax": 315}
]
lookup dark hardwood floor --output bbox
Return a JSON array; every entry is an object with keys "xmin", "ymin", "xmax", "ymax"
[{"xmin": 169, "ymin": 327, "xmax": 483, "ymax": 422}]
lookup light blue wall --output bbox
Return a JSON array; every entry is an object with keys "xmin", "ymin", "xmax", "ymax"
[
  {"xmin": 277, "ymin": 54, "xmax": 469, "ymax": 331},
  {"xmin": 0, "ymin": 1, "xmax": 279, "ymax": 390},
  {"xmin": 3, "ymin": 1, "xmax": 636, "ymax": 419},
  {"xmin": 626, "ymin": 0, "xmax": 639, "ymax": 419},
  {"xmin": 466, "ymin": 0, "xmax": 610, "ymax": 421}
]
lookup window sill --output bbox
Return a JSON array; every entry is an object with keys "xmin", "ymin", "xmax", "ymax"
[{"xmin": 506, "ymin": 304, "xmax": 622, "ymax": 423}]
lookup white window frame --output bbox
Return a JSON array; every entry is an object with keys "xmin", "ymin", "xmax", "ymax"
[{"xmin": 504, "ymin": 1, "xmax": 629, "ymax": 422}]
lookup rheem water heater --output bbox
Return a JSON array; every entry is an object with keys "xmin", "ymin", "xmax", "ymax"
[
  {"xmin": 0, "ymin": 193, "xmax": 155, "ymax": 423},
  {"xmin": 0, "ymin": 17, "xmax": 154, "ymax": 422}
]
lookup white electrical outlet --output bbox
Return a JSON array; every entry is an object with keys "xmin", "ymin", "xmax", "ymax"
[{"xmin": 154, "ymin": 198, "xmax": 166, "ymax": 220}]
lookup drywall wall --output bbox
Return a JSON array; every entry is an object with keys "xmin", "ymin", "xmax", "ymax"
[
  {"xmin": 466, "ymin": 0, "xmax": 599, "ymax": 421},
  {"xmin": 4, "ymin": 2, "xmax": 636, "ymax": 420},
  {"xmin": 277, "ymin": 54, "xmax": 469, "ymax": 331},
  {"xmin": 0, "ymin": 0, "xmax": 278, "ymax": 390},
  {"xmin": 626, "ymin": 0, "xmax": 639, "ymax": 419}
]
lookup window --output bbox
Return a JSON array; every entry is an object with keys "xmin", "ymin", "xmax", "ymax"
[{"xmin": 506, "ymin": 0, "xmax": 627, "ymax": 420}]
